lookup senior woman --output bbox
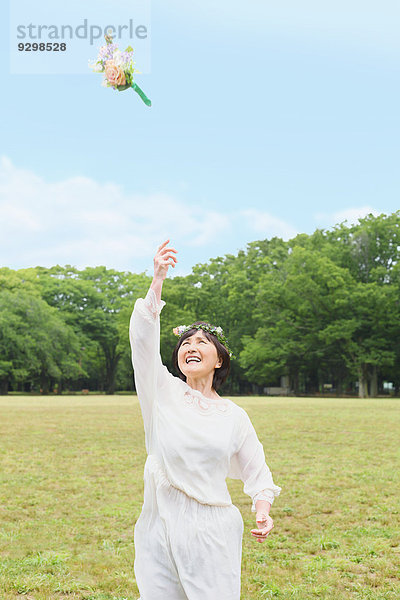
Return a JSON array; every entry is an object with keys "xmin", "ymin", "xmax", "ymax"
[{"xmin": 130, "ymin": 240, "xmax": 281, "ymax": 600}]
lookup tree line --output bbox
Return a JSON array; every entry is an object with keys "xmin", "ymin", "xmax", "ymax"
[{"xmin": 1, "ymin": 212, "xmax": 400, "ymax": 397}]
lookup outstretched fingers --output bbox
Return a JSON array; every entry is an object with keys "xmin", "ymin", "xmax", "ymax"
[
  {"xmin": 160, "ymin": 253, "xmax": 177, "ymax": 268},
  {"xmin": 157, "ymin": 239, "xmax": 170, "ymax": 252},
  {"xmin": 153, "ymin": 240, "xmax": 178, "ymax": 281},
  {"xmin": 160, "ymin": 249, "xmax": 178, "ymax": 265},
  {"xmin": 157, "ymin": 240, "xmax": 178, "ymax": 266}
]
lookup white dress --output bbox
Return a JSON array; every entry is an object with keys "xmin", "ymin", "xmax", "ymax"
[{"xmin": 130, "ymin": 289, "xmax": 281, "ymax": 600}]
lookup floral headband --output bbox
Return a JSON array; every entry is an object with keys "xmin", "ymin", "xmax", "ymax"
[{"xmin": 173, "ymin": 323, "xmax": 234, "ymax": 358}]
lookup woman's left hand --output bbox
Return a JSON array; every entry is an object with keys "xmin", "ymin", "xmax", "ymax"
[{"xmin": 251, "ymin": 512, "xmax": 274, "ymax": 543}]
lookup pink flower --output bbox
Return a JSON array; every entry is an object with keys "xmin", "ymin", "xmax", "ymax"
[{"xmin": 104, "ymin": 60, "xmax": 126, "ymax": 87}]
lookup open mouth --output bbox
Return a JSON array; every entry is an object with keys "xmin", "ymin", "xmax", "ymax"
[{"xmin": 186, "ymin": 356, "xmax": 201, "ymax": 364}]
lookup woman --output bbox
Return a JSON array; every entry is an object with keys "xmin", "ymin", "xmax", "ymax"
[{"xmin": 130, "ymin": 240, "xmax": 281, "ymax": 600}]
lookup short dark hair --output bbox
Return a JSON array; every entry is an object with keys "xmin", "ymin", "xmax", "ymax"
[{"xmin": 172, "ymin": 322, "xmax": 231, "ymax": 391}]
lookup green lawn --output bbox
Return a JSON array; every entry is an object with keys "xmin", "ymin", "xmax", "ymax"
[{"xmin": 0, "ymin": 395, "xmax": 399, "ymax": 600}]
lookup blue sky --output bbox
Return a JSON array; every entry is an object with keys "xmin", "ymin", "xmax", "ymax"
[{"xmin": 1, "ymin": 0, "xmax": 399, "ymax": 275}]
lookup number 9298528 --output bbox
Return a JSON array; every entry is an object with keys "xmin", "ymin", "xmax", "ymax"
[{"xmin": 18, "ymin": 42, "xmax": 67, "ymax": 51}]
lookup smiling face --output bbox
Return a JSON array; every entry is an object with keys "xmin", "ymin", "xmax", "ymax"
[{"xmin": 177, "ymin": 329, "xmax": 223, "ymax": 381}]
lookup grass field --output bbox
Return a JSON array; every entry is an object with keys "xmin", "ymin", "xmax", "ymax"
[{"xmin": 0, "ymin": 395, "xmax": 399, "ymax": 600}]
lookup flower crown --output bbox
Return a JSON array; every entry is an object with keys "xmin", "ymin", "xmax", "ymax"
[{"xmin": 173, "ymin": 323, "xmax": 234, "ymax": 358}]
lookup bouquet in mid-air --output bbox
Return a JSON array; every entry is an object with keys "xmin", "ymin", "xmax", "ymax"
[{"xmin": 89, "ymin": 31, "xmax": 151, "ymax": 106}]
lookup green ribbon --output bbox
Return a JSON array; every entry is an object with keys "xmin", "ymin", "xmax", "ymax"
[
  {"xmin": 117, "ymin": 82, "xmax": 152, "ymax": 106},
  {"xmin": 131, "ymin": 82, "xmax": 152, "ymax": 106}
]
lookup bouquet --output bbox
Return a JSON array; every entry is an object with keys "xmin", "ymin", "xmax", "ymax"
[{"xmin": 89, "ymin": 32, "xmax": 151, "ymax": 106}]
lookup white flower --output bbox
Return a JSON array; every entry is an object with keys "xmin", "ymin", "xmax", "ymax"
[
  {"xmin": 113, "ymin": 49, "xmax": 124, "ymax": 66},
  {"xmin": 173, "ymin": 325, "xmax": 187, "ymax": 336}
]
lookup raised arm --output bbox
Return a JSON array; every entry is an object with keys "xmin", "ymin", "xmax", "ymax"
[
  {"xmin": 149, "ymin": 239, "xmax": 178, "ymax": 304},
  {"xmin": 129, "ymin": 241, "xmax": 178, "ymax": 450}
]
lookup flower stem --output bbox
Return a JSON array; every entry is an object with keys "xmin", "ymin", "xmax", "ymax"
[{"xmin": 131, "ymin": 82, "xmax": 152, "ymax": 106}]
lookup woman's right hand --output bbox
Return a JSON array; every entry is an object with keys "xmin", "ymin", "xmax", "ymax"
[{"xmin": 153, "ymin": 239, "xmax": 178, "ymax": 281}]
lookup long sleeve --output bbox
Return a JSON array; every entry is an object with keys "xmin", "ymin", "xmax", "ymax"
[
  {"xmin": 229, "ymin": 414, "xmax": 281, "ymax": 512},
  {"xmin": 129, "ymin": 287, "xmax": 171, "ymax": 452}
]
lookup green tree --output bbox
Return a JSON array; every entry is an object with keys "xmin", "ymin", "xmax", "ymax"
[
  {"xmin": 240, "ymin": 247, "xmax": 354, "ymax": 393},
  {"xmin": 36, "ymin": 265, "xmax": 150, "ymax": 394},
  {"xmin": 0, "ymin": 290, "xmax": 83, "ymax": 394},
  {"xmin": 320, "ymin": 282, "xmax": 397, "ymax": 397}
]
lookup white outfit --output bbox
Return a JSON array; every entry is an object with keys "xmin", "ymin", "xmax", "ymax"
[{"xmin": 130, "ymin": 289, "xmax": 281, "ymax": 600}]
